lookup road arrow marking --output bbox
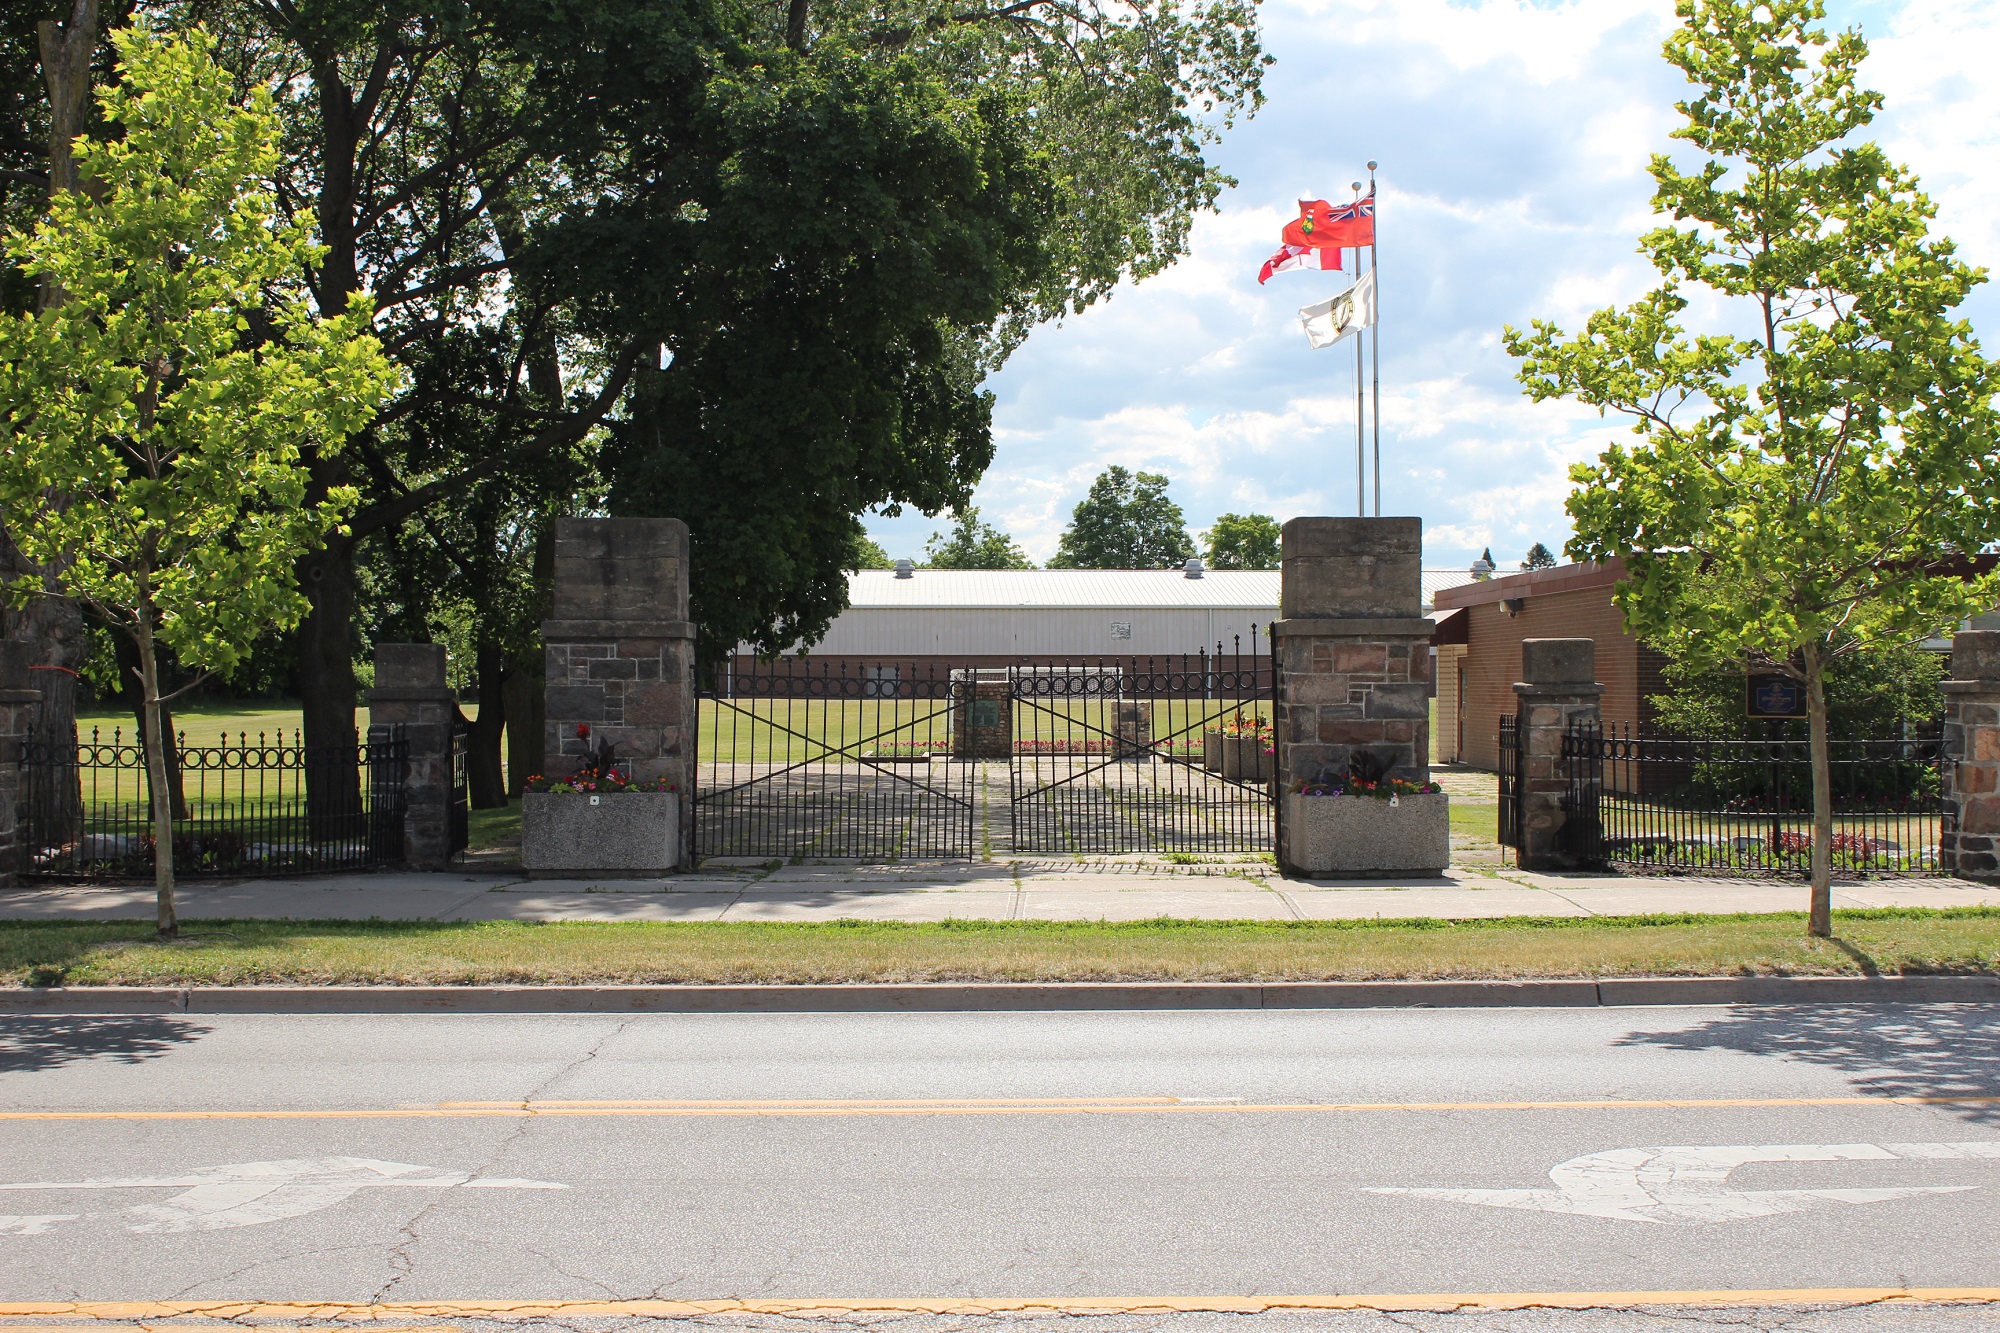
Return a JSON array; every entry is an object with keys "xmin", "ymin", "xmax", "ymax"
[
  {"xmin": 0, "ymin": 1156, "xmax": 564, "ymax": 1234},
  {"xmin": 1368, "ymin": 1141, "xmax": 2000, "ymax": 1225}
]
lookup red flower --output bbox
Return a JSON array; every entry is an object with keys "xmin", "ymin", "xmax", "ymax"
[{"xmin": 576, "ymin": 723, "xmax": 591, "ymax": 739}]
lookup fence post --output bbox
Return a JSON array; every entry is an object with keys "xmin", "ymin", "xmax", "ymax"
[
  {"xmin": 541, "ymin": 517, "xmax": 696, "ymax": 869},
  {"xmin": 366, "ymin": 643, "xmax": 457, "ymax": 870},
  {"xmin": 1941, "ymin": 629, "xmax": 2000, "ymax": 881},
  {"xmin": 0, "ymin": 642, "xmax": 42, "ymax": 886},
  {"xmin": 1512, "ymin": 638, "xmax": 1604, "ymax": 871},
  {"xmin": 1271, "ymin": 517, "xmax": 1437, "ymax": 872}
]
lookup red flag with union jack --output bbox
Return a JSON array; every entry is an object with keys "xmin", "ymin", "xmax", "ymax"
[{"xmin": 1257, "ymin": 195, "xmax": 1376, "ymax": 284}]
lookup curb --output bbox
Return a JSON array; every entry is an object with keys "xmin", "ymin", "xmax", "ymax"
[{"xmin": 4, "ymin": 975, "xmax": 1999, "ymax": 1014}]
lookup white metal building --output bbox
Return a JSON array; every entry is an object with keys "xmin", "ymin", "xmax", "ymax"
[
  {"xmin": 769, "ymin": 566, "xmax": 1475, "ymax": 662},
  {"xmin": 813, "ymin": 568, "xmax": 1279, "ymax": 659}
]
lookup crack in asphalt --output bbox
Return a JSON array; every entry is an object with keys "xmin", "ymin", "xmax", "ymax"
[{"xmin": 367, "ymin": 1014, "xmax": 634, "ymax": 1302}]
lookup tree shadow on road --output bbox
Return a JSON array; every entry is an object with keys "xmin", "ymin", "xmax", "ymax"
[
  {"xmin": 1614, "ymin": 1003, "xmax": 2000, "ymax": 1124},
  {"xmin": 0, "ymin": 1016, "xmax": 212, "ymax": 1074}
]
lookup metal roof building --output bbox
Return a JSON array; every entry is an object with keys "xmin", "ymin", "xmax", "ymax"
[{"xmin": 775, "ymin": 567, "xmax": 1478, "ymax": 661}]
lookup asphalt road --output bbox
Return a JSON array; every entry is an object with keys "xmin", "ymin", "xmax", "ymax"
[{"xmin": 4, "ymin": 1003, "xmax": 2000, "ymax": 1331}]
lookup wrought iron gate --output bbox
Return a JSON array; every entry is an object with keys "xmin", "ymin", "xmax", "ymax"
[
  {"xmin": 1007, "ymin": 634, "xmax": 1276, "ymax": 854},
  {"xmin": 694, "ymin": 659, "xmax": 978, "ymax": 859}
]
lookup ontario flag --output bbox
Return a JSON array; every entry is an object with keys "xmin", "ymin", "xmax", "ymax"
[{"xmin": 1257, "ymin": 194, "xmax": 1376, "ymax": 284}]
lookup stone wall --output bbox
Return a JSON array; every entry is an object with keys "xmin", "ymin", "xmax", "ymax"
[
  {"xmin": 1943, "ymin": 630, "xmax": 2000, "ymax": 880},
  {"xmin": 1510, "ymin": 637, "xmax": 1604, "ymax": 872},
  {"xmin": 541, "ymin": 517, "xmax": 695, "ymax": 868},
  {"xmin": 366, "ymin": 642, "xmax": 458, "ymax": 870},
  {"xmin": 0, "ymin": 642, "xmax": 41, "ymax": 885},
  {"xmin": 950, "ymin": 671, "xmax": 1011, "ymax": 760},
  {"xmin": 1271, "ymin": 517, "xmax": 1434, "ymax": 793}
]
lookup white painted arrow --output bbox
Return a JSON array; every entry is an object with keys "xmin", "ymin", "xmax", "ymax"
[
  {"xmin": 0, "ymin": 1156, "xmax": 565, "ymax": 1234},
  {"xmin": 1367, "ymin": 1141, "xmax": 2000, "ymax": 1225}
]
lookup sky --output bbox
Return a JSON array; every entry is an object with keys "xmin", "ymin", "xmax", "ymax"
[{"xmin": 859, "ymin": 0, "xmax": 2000, "ymax": 573}]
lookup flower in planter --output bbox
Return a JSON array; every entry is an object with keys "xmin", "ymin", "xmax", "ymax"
[
  {"xmin": 577, "ymin": 723, "xmax": 591, "ymax": 739},
  {"xmin": 1290, "ymin": 775, "xmax": 1442, "ymax": 800}
]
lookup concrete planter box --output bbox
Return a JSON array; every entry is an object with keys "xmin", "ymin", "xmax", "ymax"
[
  {"xmin": 1221, "ymin": 735, "xmax": 1273, "ymax": 783},
  {"xmin": 1283, "ymin": 791, "xmax": 1449, "ymax": 875},
  {"xmin": 1204, "ymin": 730, "xmax": 1224, "ymax": 772},
  {"xmin": 522, "ymin": 792, "xmax": 681, "ymax": 875}
]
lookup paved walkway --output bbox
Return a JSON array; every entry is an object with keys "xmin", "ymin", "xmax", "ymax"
[{"xmin": 5, "ymin": 858, "xmax": 1998, "ymax": 923}]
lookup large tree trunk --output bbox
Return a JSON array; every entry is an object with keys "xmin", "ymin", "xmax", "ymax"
[
  {"xmin": 295, "ymin": 540, "xmax": 362, "ymax": 840},
  {"xmin": 503, "ymin": 654, "xmax": 542, "ymax": 797},
  {"xmin": 134, "ymin": 619, "xmax": 177, "ymax": 937},
  {"xmin": 6, "ymin": 3, "xmax": 102, "ymax": 848},
  {"xmin": 1803, "ymin": 642, "xmax": 1833, "ymax": 939},
  {"xmin": 466, "ymin": 636, "xmax": 508, "ymax": 808}
]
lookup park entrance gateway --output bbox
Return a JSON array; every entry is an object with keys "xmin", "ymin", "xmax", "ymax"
[{"xmin": 689, "ymin": 639, "xmax": 1275, "ymax": 861}]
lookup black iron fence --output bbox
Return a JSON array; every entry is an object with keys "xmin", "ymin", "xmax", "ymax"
[
  {"xmin": 1562, "ymin": 719, "xmax": 1943, "ymax": 875},
  {"xmin": 1008, "ymin": 636, "xmax": 1275, "ymax": 855},
  {"xmin": 694, "ymin": 660, "xmax": 978, "ymax": 859},
  {"xmin": 20, "ymin": 725, "xmax": 408, "ymax": 878},
  {"xmin": 1497, "ymin": 714, "xmax": 1522, "ymax": 849}
]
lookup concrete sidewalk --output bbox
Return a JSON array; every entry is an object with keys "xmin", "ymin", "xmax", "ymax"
[{"xmin": 4, "ymin": 857, "xmax": 1999, "ymax": 923}]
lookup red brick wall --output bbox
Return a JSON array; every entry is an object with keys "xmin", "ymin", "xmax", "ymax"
[{"xmin": 1451, "ymin": 585, "xmax": 1662, "ymax": 771}]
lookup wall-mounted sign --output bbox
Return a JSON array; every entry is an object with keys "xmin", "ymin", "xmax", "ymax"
[
  {"xmin": 971, "ymin": 699, "xmax": 1001, "ymax": 728},
  {"xmin": 1746, "ymin": 673, "xmax": 1806, "ymax": 719},
  {"xmin": 1109, "ymin": 621, "xmax": 1133, "ymax": 640}
]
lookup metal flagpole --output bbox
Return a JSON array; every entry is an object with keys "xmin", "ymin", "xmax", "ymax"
[
  {"xmin": 1368, "ymin": 160, "xmax": 1381, "ymax": 517},
  {"xmin": 1352, "ymin": 180, "xmax": 1365, "ymax": 516}
]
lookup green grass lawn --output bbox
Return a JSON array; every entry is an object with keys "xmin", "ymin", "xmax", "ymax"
[
  {"xmin": 5, "ymin": 908, "xmax": 1996, "ymax": 987},
  {"xmin": 699, "ymin": 697, "xmax": 1272, "ymax": 762}
]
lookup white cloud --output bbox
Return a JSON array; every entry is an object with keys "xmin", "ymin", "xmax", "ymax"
[{"xmin": 865, "ymin": 0, "xmax": 2000, "ymax": 574}]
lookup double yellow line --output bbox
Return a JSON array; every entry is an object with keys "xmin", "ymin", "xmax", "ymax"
[{"xmin": 4, "ymin": 1093, "xmax": 2000, "ymax": 1122}]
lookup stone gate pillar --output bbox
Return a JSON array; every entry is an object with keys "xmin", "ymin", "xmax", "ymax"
[
  {"xmin": 0, "ymin": 642, "xmax": 42, "ymax": 885},
  {"xmin": 1941, "ymin": 630, "xmax": 2000, "ymax": 881},
  {"xmin": 541, "ymin": 517, "xmax": 695, "ymax": 868},
  {"xmin": 1512, "ymin": 638, "xmax": 1604, "ymax": 872},
  {"xmin": 367, "ymin": 642, "xmax": 457, "ymax": 870},
  {"xmin": 1272, "ymin": 517, "xmax": 1439, "ymax": 872}
]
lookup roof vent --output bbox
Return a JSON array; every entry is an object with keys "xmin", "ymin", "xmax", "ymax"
[
  {"xmin": 1183, "ymin": 556, "xmax": 1204, "ymax": 579},
  {"xmin": 893, "ymin": 558, "xmax": 914, "ymax": 579}
]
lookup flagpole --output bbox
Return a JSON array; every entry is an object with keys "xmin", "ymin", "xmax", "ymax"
[
  {"xmin": 1368, "ymin": 161, "xmax": 1381, "ymax": 518},
  {"xmin": 1351, "ymin": 181, "xmax": 1364, "ymax": 517}
]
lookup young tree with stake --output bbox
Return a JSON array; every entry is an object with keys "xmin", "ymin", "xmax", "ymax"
[
  {"xmin": 0, "ymin": 26, "xmax": 395, "ymax": 934},
  {"xmin": 1506, "ymin": 0, "xmax": 2000, "ymax": 936}
]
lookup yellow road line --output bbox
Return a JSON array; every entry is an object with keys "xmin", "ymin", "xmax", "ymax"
[
  {"xmin": 432, "ymin": 1097, "xmax": 1186, "ymax": 1109},
  {"xmin": 3, "ymin": 1291, "xmax": 2000, "ymax": 1318},
  {"xmin": 4, "ymin": 1093, "xmax": 2000, "ymax": 1122}
]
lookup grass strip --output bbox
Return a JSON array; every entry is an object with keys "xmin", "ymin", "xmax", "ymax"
[{"xmin": 3, "ymin": 908, "xmax": 1998, "ymax": 988}]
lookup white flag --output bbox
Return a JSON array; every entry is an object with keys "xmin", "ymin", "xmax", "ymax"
[{"xmin": 1300, "ymin": 270, "xmax": 1376, "ymax": 350}]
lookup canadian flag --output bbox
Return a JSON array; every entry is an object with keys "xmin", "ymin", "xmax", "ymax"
[{"xmin": 1258, "ymin": 242, "xmax": 1340, "ymax": 285}]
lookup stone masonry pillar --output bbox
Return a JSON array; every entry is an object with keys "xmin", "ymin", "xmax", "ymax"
[
  {"xmin": 1271, "ymin": 518, "xmax": 1435, "ymax": 868},
  {"xmin": 542, "ymin": 517, "xmax": 696, "ymax": 869},
  {"xmin": 0, "ymin": 642, "xmax": 42, "ymax": 886},
  {"xmin": 1512, "ymin": 638, "xmax": 1604, "ymax": 872},
  {"xmin": 367, "ymin": 642, "xmax": 458, "ymax": 870},
  {"xmin": 1941, "ymin": 630, "xmax": 2000, "ymax": 881}
]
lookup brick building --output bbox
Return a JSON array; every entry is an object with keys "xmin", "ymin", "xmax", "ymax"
[{"xmin": 1431, "ymin": 560, "xmax": 1666, "ymax": 770}]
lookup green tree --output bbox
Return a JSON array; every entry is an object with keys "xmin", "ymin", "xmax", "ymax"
[
  {"xmin": 1050, "ymin": 467, "xmax": 1194, "ymax": 568},
  {"xmin": 924, "ymin": 507, "xmax": 1035, "ymax": 569},
  {"xmin": 0, "ymin": 26, "xmax": 395, "ymax": 933},
  {"xmin": 850, "ymin": 533, "xmax": 894, "ymax": 569},
  {"xmin": 1520, "ymin": 542, "xmax": 1558, "ymax": 570},
  {"xmin": 1204, "ymin": 513, "xmax": 1280, "ymax": 569},
  {"xmin": 1650, "ymin": 638, "xmax": 1945, "ymax": 738},
  {"xmin": 1505, "ymin": 0, "xmax": 2000, "ymax": 935}
]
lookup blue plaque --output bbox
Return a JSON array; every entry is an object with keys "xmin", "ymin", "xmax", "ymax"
[{"xmin": 1745, "ymin": 673, "xmax": 1806, "ymax": 719}]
